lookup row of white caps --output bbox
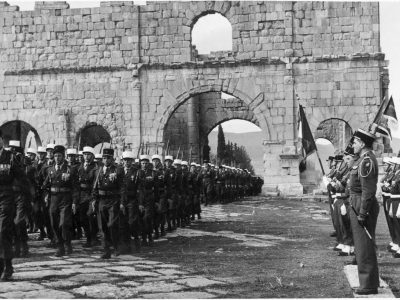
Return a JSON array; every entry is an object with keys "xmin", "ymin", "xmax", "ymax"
[{"xmin": 383, "ymin": 157, "xmax": 400, "ymax": 165}]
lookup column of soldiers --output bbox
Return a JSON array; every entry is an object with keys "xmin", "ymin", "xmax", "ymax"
[
  {"xmin": 325, "ymin": 129, "xmax": 380, "ymax": 295},
  {"xmin": 0, "ymin": 135, "xmax": 263, "ymax": 280}
]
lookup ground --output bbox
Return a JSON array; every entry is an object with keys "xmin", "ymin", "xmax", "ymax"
[{"xmin": 0, "ymin": 196, "xmax": 398, "ymax": 298}]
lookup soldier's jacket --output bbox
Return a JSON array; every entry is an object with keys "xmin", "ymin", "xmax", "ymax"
[
  {"xmin": 76, "ymin": 161, "xmax": 98, "ymax": 204},
  {"xmin": 381, "ymin": 165, "xmax": 396, "ymax": 195},
  {"xmin": 188, "ymin": 171, "xmax": 200, "ymax": 194},
  {"xmin": 137, "ymin": 167, "xmax": 158, "ymax": 207},
  {"xmin": 42, "ymin": 160, "xmax": 79, "ymax": 200},
  {"xmin": 0, "ymin": 149, "xmax": 27, "ymax": 188},
  {"xmin": 164, "ymin": 166, "xmax": 175, "ymax": 198},
  {"xmin": 215, "ymin": 169, "xmax": 225, "ymax": 183},
  {"xmin": 349, "ymin": 150, "xmax": 378, "ymax": 216},
  {"xmin": 181, "ymin": 169, "xmax": 189, "ymax": 197},
  {"xmin": 201, "ymin": 168, "xmax": 214, "ymax": 186},
  {"xmin": 153, "ymin": 166, "xmax": 167, "ymax": 198},
  {"xmin": 389, "ymin": 169, "xmax": 400, "ymax": 197},
  {"xmin": 174, "ymin": 168, "xmax": 183, "ymax": 195},
  {"xmin": 92, "ymin": 164, "xmax": 125, "ymax": 204},
  {"xmin": 123, "ymin": 165, "xmax": 139, "ymax": 204}
]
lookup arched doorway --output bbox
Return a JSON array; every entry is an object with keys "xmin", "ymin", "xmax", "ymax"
[
  {"xmin": 315, "ymin": 118, "xmax": 353, "ymax": 153},
  {"xmin": 163, "ymin": 91, "xmax": 261, "ymax": 164},
  {"xmin": 0, "ymin": 120, "xmax": 41, "ymax": 149},
  {"xmin": 76, "ymin": 123, "xmax": 111, "ymax": 150}
]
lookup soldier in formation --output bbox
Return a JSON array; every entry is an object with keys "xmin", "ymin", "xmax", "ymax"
[{"xmin": 0, "ymin": 140, "xmax": 262, "ymax": 280}]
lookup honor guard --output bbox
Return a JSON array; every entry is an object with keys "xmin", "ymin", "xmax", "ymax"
[
  {"xmin": 152, "ymin": 154, "xmax": 167, "ymax": 238},
  {"xmin": 164, "ymin": 155, "xmax": 176, "ymax": 231},
  {"xmin": 348, "ymin": 129, "xmax": 379, "ymax": 295},
  {"xmin": 388, "ymin": 157, "xmax": 400, "ymax": 257}
]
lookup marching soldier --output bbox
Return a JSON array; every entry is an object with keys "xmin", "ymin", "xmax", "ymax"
[
  {"xmin": 34, "ymin": 146, "xmax": 49, "ymax": 241},
  {"xmin": 67, "ymin": 148, "xmax": 82, "ymax": 241},
  {"xmin": 388, "ymin": 157, "xmax": 400, "ymax": 258},
  {"xmin": 201, "ymin": 161, "xmax": 214, "ymax": 206},
  {"xmin": 215, "ymin": 166, "xmax": 225, "ymax": 204},
  {"xmin": 0, "ymin": 131, "xmax": 29, "ymax": 280},
  {"xmin": 75, "ymin": 146, "xmax": 98, "ymax": 248},
  {"xmin": 348, "ymin": 129, "xmax": 379, "ymax": 295},
  {"xmin": 42, "ymin": 145, "xmax": 78, "ymax": 257},
  {"xmin": 92, "ymin": 148, "xmax": 125, "ymax": 259},
  {"xmin": 152, "ymin": 154, "xmax": 167, "ymax": 238},
  {"xmin": 137, "ymin": 154, "xmax": 158, "ymax": 246},
  {"xmin": 122, "ymin": 151, "xmax": 141, "ymax": 251},
  {"xmin": 181, "ymin": 161, "xmax": 191, "ymax": 226}
]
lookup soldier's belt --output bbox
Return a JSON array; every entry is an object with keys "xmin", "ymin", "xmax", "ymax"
[
  {"xmin": 80, "ymin": 183, "xmax": 91, "ymax": 190},
  {"xmin": 391, "ymin": 194, "xmax": 400, "ymax": 199},
  {"xmin": 98, "ymin": 190, "xmax": 119, "ymax": 196},
  {"xmin": 50, "ymin": 187, "xmax": 71, "ymax": 193}
]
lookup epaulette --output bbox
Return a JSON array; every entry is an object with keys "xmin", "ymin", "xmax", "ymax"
[{"xmin": 359, "ymin": 156, "xmax": 373, "ymax": 178}]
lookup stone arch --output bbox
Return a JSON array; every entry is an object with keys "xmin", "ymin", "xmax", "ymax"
[
  {"xmin": 156, "ymin": 83, "xmax": 272, "ymax": 145},
  {"xmin": 190, "ymin": 11, "xmax": 233, "ymax": 55},
  {"xmin": 76, "ymin": 122, "xmax": 111, "ymax": 149},
  {"xmin": 314, "ymin": 118, "xmax": 353, "ymax": 152},
  {"xmin": 0, "ymin": 120, "xmax": 42, "ymax": 149}
]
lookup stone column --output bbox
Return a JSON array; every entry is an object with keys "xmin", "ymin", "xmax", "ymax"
[{"xmin": 187, "ymin": 95, "xmax": 200, "ymax": 162}]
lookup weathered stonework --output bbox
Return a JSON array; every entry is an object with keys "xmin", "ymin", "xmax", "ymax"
[{"xmin": 0, "ymin": 1, "xmax": 387, "ymax": 195}]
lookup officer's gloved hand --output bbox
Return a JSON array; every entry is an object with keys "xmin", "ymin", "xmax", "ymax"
[{"xmin": 357, "ymin": 214, "xmax": 367, "ymax": 227}]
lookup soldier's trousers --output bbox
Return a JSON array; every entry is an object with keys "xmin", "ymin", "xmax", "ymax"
[
  {"xmin": 216, "ymin": 183, "xmax": 224, "ymax": 203},
  {"xmin": 98, "ymin": 197, "xmax": 120, "ymax": 251},
  {"xmin": 127, "ymin": 200, "xmax": 141, "ymax": 239},
  {"xmin": 192, "ymin": 193, "xmax": 201, "ymax": 216},
  {"xmin": 32, "ymin": 198, "xmax": 45, "ymax": 234},
  {"xmin": 49, "ymin": 193, "xmax": 73, "ymax": 246},
  {"xmin": 389, "ymin": 199, "xmax": 400, "ymax": 245},
  {"xmin": 332, "ymin": 198, "xmax": 344, "ymax": 244},
  {"xmin": 78, "ymin": 200, "xmax": 98, "ymax": 242},
  {"xmin": 154, "ymin": 196, "xmax": 167, "ymax": 233},
  {"xmin": 349, "ymin": 194, "xmax": 379, "ymax": 290},
  {"xmin": 383, "ymin": 195, "xmax": 395, "ymax": 242},
  {"xmin": 203, "ymin": 184, "xmax": 213, "ymax": 205},
  {"xmin": 43, "ymin": 194, "xmax": 54, "ymax": 240},
  {"xmin": 14, "ymin": 193, "xmax": 30, "ymax": 250},
  {"xmin": 0, "ymin": 191, "xmax": 15, "ymax": 259}
]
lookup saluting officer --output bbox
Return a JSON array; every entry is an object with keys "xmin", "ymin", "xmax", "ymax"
[
  {"xmin": 92, "ymin": 148, "xmax": 125, "ymax": 259},
  {"xmin": 348, "ymin": 129, "xmax": 379, "ymax": 295}
]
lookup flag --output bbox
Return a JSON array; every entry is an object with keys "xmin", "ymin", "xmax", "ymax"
[
  {"xmin": 298, "ymin": 104, "xmax": 317, "ymax": 158},
  {"xmin": 383, "ymin": 96, "xmax": 398, "ymax": 128}
]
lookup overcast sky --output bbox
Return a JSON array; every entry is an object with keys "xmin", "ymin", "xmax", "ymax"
[{"xmin": 7, "ymin": 1, "xmax": 400, "ymax": 135}]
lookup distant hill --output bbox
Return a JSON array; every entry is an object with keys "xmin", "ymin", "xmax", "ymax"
[{"xmin": 208, "ymin": 131, "xmax": 264, "ymax": 176}]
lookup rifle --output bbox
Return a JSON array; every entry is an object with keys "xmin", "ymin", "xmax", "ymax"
[
  {"xmin": 176, "ymin": 146, "xmax": 181, "ymax": 160},
  {"xmin": 165, "ymin": 139, "xmax": 170, "ymax": 156},
  {"xmin": 189, "ymin": 145, "xmax": 192, "ymax": 165}
]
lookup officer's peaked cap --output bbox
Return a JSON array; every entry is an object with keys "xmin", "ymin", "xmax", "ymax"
[
  {"xmin": 53, "ymin": 145, "xmax": 65, "ymax": 155},
  {"xmin": 9, "ymin": 140, "xmax": 20, "ymax": 148},
  {"xmin": 102, "ymin": 148, "xmax": 114, "ymax": 157},
  {"xmin": 353, "ymin": 129, "xmax": 376, "ymax": 147}
]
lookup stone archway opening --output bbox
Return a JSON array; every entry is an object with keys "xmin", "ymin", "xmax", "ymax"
[
  {"xmin": 0, "ymin": 120, "xmax": 42, "ymax": 150},
  {"xmin": 207, "ymin": 119, "xmax": 263, "ymax": 175},
  {"xmin": 76, "ymin": 122, "xmax": 111, "ymax": 151},
  {"xmin": 163, "ymin": 91, "xmax": 261, "ymax": 164},
  {"xmin": 315, "ymin": 118, "xmax": 353, "ymax": 153},
  {"xmin": 191, "ymin": 12, "xmax": 232, "ymax": 56}
]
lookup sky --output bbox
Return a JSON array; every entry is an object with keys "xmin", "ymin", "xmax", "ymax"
[{"xmin": 6, "ymin": 1, "xmax": 400, "ymax": 135}]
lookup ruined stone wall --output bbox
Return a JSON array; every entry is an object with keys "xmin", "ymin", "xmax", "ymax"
[{"xmin": 0, "ymin": 1, "xmax": 386, "ymax": 195}]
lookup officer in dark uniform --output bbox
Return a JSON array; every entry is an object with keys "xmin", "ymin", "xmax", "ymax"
[
  {"xmin": 181, "ymin": 161, "xmax": 191, "ymax": 226},
  {"xmin": 152, "ymin": 154, "xmax": 167, "ymax": 238},
  {"xmin": 33, "ymin": 146, "xmax": 48, "ymax": 241},
  {"xmin": 164, "ymin": 155, "xmax": 175, "ymax": 231},
  {"xmin": 75, "ymin": 146, "xmax": 98, "ymax": 248},
  {"xmin": 92, "ymin": 148, "xmax": 125, "ymax": 259},
  {"xmin": 42, "ymin": 145, "xmax": 78, "ymax": 257},
  {"xmin": 215, "ymin": 166, "xmax": 225, "ymax": 203},
  {"xmin": 348, "ymin": 129, "xmax": 379, "ymax": 295},
  {"xmin": 122, "ymin": 151, "xmax": 141, "ymax": 251},
  {"xmin": 201, "ymin": 161, "xmax": 214, "ymax": 206}
]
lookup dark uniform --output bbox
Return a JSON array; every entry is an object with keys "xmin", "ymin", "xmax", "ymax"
[
  {"xmin": 42, "ymin": 147, "xmax": 78, "ymax": 256},
  {"xmin": 389, "ymin": 162, "xmax": 400, "ymax": 257},
  {"xmin": 348, "ymin": 129, "xmax": 379, "ymax": 294},
  {"xmin": 76, "ymin": 160, "xmax": 98, "ymax": 247},
  {"xmin": 153, "ymin": 160, "xmax": 167, "ymax": 238},
  {"xmin": 92, "ymin": 149, "xmax": 125, "ymax": 258},
  {"xmin": 0, "ymin": 145, "xmax": 27, "ymax": 280}
]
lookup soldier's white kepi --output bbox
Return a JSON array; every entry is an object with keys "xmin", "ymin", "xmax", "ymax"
[
  {"xmin": 382, "ymin": 157, "xmax": 390, "ymax": 164},
  {"xmin": 140, "ymin": 154, "xmax": 150, "ymax": 161},
  {"xmin": 173, "ymin": 159, "xmax": 182, "ymax": 165},
  {"xmin": 135, "ymin": 158, "xmax": 140, "ymax": 163},
  {"xmin": 27, "ymin": 148, "xmax": 37, "ymax": 155},
  {"xmin": 152, "ymin": 154, "xmax": 162, "ymax": 161},
  {"xmin": 37, "ymin": 146, "xmax": 46, "ymax": 153},
  {"xmin": 78, "ymin": 151, "xmax": 83, "ymax": 156},
  {"xmin": 122, "ymin": 151, "xmax": 134, "ymax": 159},
  {"xmin": 9, "ymin": 140, "xmax": 20, "ymax": 148},
  {"xmin": 165, "ymin": 155, "xmax": 173, "ymax": 161},
  {"xmin": 190, "ymin": 162, "xmax": 197, "ymax": 166},
  {"xmin": 46, "ymin": 143, "xmax": 55, "ymax": 151},
  {"xmin": 66, "ymin": 148, "xmax": 77, "ymax": 155},
  {"xmin": 82, "ymin": 146, "xmax": 95, "ymax": 156},
  {"xmin": 181, "ymin": 161, "xmax": 188, "ymax": 166},
  {"xmin": 95, "ymin": 153, "xmax": 102, "ymax": 159}
]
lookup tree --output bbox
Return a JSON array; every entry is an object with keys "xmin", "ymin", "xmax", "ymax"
[{"xmin": 217, "ymin": 125, "xmax": 225, "ymax": 164}]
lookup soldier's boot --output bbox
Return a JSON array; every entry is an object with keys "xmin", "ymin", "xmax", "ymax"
[
  {"xmin": 167, "ymin": 221, "xmax": 173, "ymax": 232},
  {"xmin": 65, "ymin": 242, "xmax": 73, "ymax": 255},
  {"xmin": 181, "ymin": 218, "xmax": 186, "ymax": 227},
  {"xmin": 177, "ymin": 218, "xmax": 181, "ymax": 228},
  {"xmin": 197, "ymin": 213, "xmax": 201, "ymax": 220},
  {"xmin": 77, "ymin": 228, "xmax": 83, "ymax": 240},
  {"xmin": 148, "ymin": 234, "xmax": 154, "ymax": 247},
  {"xmin": 21, "ymin": 242, "xmax": 29, "ymax": 258},
  {"xmin": 0, "ymin": 259, "xmax": 4, "ymax": 279},
  {"xmin": 47, "ymin": 239, "xmax": 57, "ymax": 248},
  {"xmin": 160, "ymin": 226, "xmax": 166, "ymax": 237},
  {"xmin": 154, "ymin": 228, "xmax": 160, "ymax": 240},
  {"xmin": 38, "ymin": 228, "xmax": 46, "ymax": 241},
  {"xmin": 133, "ymin": 238, "xmax": 141, "ymax": 251},
  {"xmin": 191, "ymin": 214, "xmax": 195, "ymax": 221},
  {"xmin": 2, "ymin": 259, "xmax": 13, "ymax": 281},
  {"xmin": 83, "ymin": 238, "xmax": 92, "ymax": 248},
  {"xmin": 55, "ymin": 244, "xmax": 65, "ymax": 257},
  {"xmin": 141, "ymin": 234, "xmax": 148, "ymax": 246},
  {"xmin": 101, "ymin": 248, "xmax": 111, "ymax": 259}
]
